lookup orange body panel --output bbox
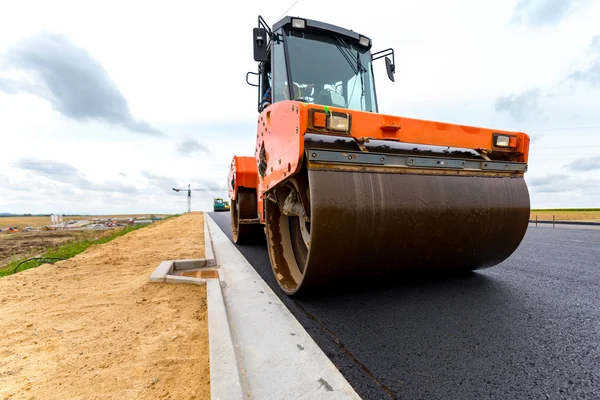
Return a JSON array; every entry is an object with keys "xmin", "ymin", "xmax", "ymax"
[
  {"xmin": 234, "ymin": 99, "xmax": 530, "ymax": 224},
  {"xmin": 228, "ymin": 155, "xmax": 258, "ymax": 201},
  {"xmin": 256, "ymin": 100, "xmax": 530, "ymax": 195},
  {"xmin": 255, "ymin": 101, "xmax": 304, "ymax": 192}
]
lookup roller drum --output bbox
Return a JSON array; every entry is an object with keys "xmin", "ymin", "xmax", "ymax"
[{"xmin": 266, "ymin": 166, "xmax": 530, "ymax": 295}]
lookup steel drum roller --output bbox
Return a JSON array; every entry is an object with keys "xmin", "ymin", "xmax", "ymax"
[{"xmin": 266, "ymin": 163, "xmax": 530, "ymax": 295}]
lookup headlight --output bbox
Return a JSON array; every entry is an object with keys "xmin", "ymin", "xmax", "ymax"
[
  {"xmin": 493, "ymin": 134, "xmax": 517, "ymax": 148},
  {"xmin": 495, "ymin": 135, "xmax": 510, "ymax": 147},
  {"xmin": 292, "ymin": 18, "xmax": 306, "ymax": 29},
  {"xmin": 327, "ymin": 113, "xmax": 351, "ymax": 133},
  {"xmin": 308, "ymin": 109, "xmax": 352, "ymax": 134}
]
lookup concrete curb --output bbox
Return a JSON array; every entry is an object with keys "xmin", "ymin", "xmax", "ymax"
[
  {"xmin": 148, "ymin": 212, "xmax": 245, "ymax": 399},
  {"xmin": 149, "ymin": 212, "xmax": 359, "ymax": 398},
  {"xmin": 149, "ymin": 265, "xmax": 246, "ymax": 400},
  {"xmin": 206, "ymin": 278, "xmax": 246, "ymax": 400},
  {"xmin": 149, "ymin": 214, "xmax": 216, "ymax": 283},
  {"xmin": 149, "ymin": 259, "xmax": 210, "ymax": 283},
  {"xmin": 204, "ymin": 213, "xmax": 361, "ymax": 399},
  {"xmin": 151, "ymin": 266, "xmax": 246, "ymax": 399},
  {"xmin": 203, "ymin": 213, "xmax": 216, "ymax": 266}
]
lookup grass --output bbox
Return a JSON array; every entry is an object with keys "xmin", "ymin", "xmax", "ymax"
[{"xmin": 0, "ymin": 223, "xmax": 151, "ymax": 277}]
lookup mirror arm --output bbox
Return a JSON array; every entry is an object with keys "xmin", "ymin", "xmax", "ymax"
[
  {"xmin": 246, "ymin": 71, "xmax": 259, "ymax": 87},
  {"xmin": 258, "ymin": 15, "xmax": 272, "ymax": 37},
  {"xmin": 371, "ymin": 48, "xmax": 395, "ymax": 66}
]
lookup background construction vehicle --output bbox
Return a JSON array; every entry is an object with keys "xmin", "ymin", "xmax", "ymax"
[
  {"xmin": 213, "ymin": 198, "xmax": 230, "ymax": 212},
  {"xmin": 228, "ymin": 15, "xmax": 531, "ymax": 296}
]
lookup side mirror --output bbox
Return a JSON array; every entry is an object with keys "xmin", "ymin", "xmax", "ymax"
[
  {"xmin": 246, "ymin": 71, "xmax": 259, "ymax": 87},
  {"xmin": 253, "ymin": 28, "xmax": 269, "ymax": 62},
  {"xmin": 372, "ymin": 48, "xmax": 396, "ymax": 82},
  {"xmin": 385, "ymin": 57, "xmax": 395, "ymax": 82}
]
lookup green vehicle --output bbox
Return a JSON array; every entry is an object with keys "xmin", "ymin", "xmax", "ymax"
[{"xmin": 213, "ymin": 198, "xmax": 230, "ymax": 212}]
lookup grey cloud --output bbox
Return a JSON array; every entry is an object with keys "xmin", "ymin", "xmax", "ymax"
[
  {"xmin": 528, "ymin": 174, "xmax": 567, "ymax": 187},
  {"xmin": 510, "ymin": 0, "xmax": 591, "ymax": 26},
  {"xmin": 177, "ymin": 137, "xmax": 210, "ymax": 156},
  {"xmin": 141, "ymin": 171, "xmax": 227, "ymax": 196},
  {"xmin": 501, "ymin": 35, "xmax": 600, "ymax": 123},
  {"xmin": 193, "ymin": 178, "xmax": 228, "ymax": 193},
  {"xmin": 1, "ymin": 180, "xmax": 74, "ymax": 199},
  {"xmin": 13, "ymin": 158, "xmax": 136, "ymax": 194},
  {"xmin": 528, "ymin": 173, "xmax": 600, "ymax": 193},
  {"xmin": 13, "ymin": 158, "xmax": 85, "ymax": 181},
  {"xmin": 494, "ymin": 88, "xmax": 542, "ymax": 121},
  {"xmin": 0, "ymin": 174, "xmax": 9, "ymax": 186},
  {"xmin": 566, "ymin": 35, "xmax": 600, "ymax": 87},
  {"xmin": 565, "ymin": 155, "xmax": 600, "ymax": 171},
  {"xmin": 119, "ymin": 172, "xmax": 127, "ymax": 178},
  {"xmin": 0, "ymin": 31, "xmax": 163, "ymax": 136},
  {"xmin": 140, "ymin": 171, "xmax": 181, "ymax": 195}
]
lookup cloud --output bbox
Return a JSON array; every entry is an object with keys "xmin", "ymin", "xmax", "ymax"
[
  {"xmin": 496, "ymin": 35, "xmax": 600, "ymax": 123},
  {"xmin": 0, "ymin": 31, "xmax": 163, "ymax": 136},
  {"xmin": 140, "ymin": 171, "xmax": 181, "ymax": 196},
  {"xmin": 176, "ymin": 137, "xmax": 210, "ymax": 156},
  {"xmin": 527, "ymin": 173, "xmax": 600, "ymax": 193},
  {"xmin": 140, "ymin": 170, "xmax": 228, "ymax": 203},
  {"xmin": 494, "ymin": 88, "xmax": 542, "ymax": 121},
  {"xmin": 14, "ymin": 158, "xmax": 82, "ymax": 180},
  {"xmin": 194, "ymin": 178, "xmax": 228, "ymax": 192},
  {"xmin": 565, "ymin": 35, "xmax": 600, "ymax": 87},
  {"xmin": 509, "ymin": 0, "xmax": 591, "ymax": 26},
  {"xmin": 13, "ymin": 158, "xmax": 136, "ymax": 194},
  {"xmin": 119, "ymin": 172, "xmax": 127, "ymax": 178},
  {"xmin": 564, "ymin": 155, "xmax": 600, "ymax": 171}
]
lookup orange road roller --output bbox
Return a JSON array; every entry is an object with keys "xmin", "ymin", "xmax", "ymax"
[{"xmin": 228, "ymin": 15, "xmax": 531, "ymax": 296}]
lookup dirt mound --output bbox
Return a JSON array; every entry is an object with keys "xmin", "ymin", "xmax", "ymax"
[{"xmin": 0, "ymin": 212, "xmax": 209, "ymax": 400}]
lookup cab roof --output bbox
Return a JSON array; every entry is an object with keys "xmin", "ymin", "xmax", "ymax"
[{"xmin": 272, "ymin": 15, "xmax": 370, "ymax": 48}]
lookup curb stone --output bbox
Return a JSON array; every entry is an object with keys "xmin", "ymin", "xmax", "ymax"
[
  {"xmin": 149, "ymin": 214, "xmax": 216, "ymax": 282},
  {"xmin": 204, "ymin": 213, "xmax": 361, "ymax": 399},
  {"xmin": 148, "ymin": 212, "xmax": 245, "ymax": 399},
  {"xmin": 149, "ymin": 212, "xmax": 360, "ymax": 399}
]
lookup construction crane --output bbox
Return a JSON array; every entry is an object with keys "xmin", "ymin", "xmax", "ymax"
[{"xmin": 172, "ymin": 184, "xmax": 226, "ymax": 213}]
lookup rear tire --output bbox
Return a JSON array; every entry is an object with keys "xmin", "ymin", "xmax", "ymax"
[
  {"xmin": 231, "ymin": 188, "xmax": 259, "ymax": 244},
  {"xmin": 265, "ymin": 173, "xmax": 311, "ymax": 296}
]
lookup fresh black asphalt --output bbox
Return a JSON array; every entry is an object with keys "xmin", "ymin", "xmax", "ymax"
[{"xmin": 209, "ymin": 212, "xmax": 600, "ymax": 400}]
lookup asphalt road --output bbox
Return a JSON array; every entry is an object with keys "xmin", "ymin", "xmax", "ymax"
[{"xmin": 209, "ymin": 211, "xmax": 600, "ymax": 400}]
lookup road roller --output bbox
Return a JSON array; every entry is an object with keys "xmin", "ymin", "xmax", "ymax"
[{"xmin": 228, "ymin": 15, "xmax": 531, "ymax": 295}]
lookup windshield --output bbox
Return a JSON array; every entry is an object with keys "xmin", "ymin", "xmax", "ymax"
[{"xmin": 284, "ymin": 29, "xmax": 377, "ymax": 112}]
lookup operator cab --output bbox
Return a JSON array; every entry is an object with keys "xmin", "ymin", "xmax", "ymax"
[{"xmin": 246, "ymin": 16, "xmax": 395, "ymax": 113}]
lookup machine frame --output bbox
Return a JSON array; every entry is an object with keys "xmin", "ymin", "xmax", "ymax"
[{"xmin": 229, "ymin": 15, "xmax": 531, "ymax": 296}]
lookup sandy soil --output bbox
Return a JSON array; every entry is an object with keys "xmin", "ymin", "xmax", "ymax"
[{"xmin": 0, "ymin": 212, "xmax": 209, "ymax": 400}]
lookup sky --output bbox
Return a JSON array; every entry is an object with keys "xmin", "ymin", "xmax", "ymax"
[{"xmin": 0, "ymin": 0, "xmax": 599, "ymax": 214}]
